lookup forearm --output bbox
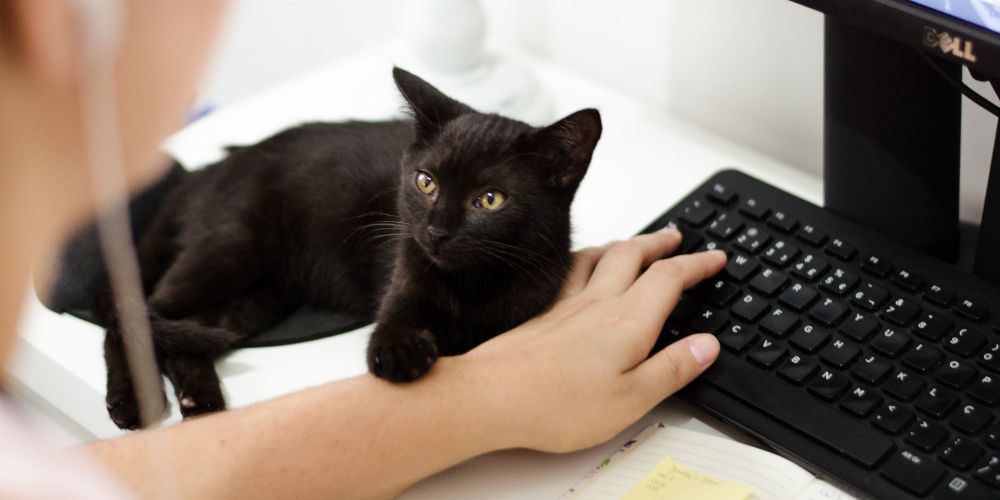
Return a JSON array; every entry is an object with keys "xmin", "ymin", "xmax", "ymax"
[{"xmin": 85, "ymin": 357, "xmax": 506, "ymax": 499}]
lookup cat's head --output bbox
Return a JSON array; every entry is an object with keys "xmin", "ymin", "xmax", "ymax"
[{"xmin": 392, "ymin": 67, "xmax": 601, "ymax": 271}]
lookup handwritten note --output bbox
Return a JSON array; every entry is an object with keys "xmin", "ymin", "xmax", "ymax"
[{"xmin": 622, "ymin": 456, "xmax": 753, "ymax": 500}]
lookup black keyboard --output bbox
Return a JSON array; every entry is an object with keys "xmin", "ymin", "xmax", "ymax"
[{"xmin": 645, "ymin": 169, "xmax": 1000, "ymax": 499}]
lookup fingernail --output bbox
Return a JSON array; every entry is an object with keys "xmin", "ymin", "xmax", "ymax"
[
  {"xmin": 688, "ymin": 334, "xmax": 719, "ymax": 367},
  {"xmin": 658, "ymin": 226, "xmax": 680, "ymax": 236}
]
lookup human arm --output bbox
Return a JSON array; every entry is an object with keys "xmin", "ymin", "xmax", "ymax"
[{"xmin": 84, "ymin": 228, "xmax": 726, "ymax": 499}]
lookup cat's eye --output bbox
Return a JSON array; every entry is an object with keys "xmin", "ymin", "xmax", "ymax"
[
  {"xmin": 475, "ymin": 191, "xmax": 506, "ymax": 210},
  {"xmin": 415, "ymin": 171, "xmax": 436, "ymax": 195}
]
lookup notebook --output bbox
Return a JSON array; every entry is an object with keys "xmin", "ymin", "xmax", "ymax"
[{"xmin": 565, "ymin": 423, "xmax": 858, "ymax": 500}]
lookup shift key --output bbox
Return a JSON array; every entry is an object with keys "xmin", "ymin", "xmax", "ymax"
[{"xmin": 700, "ymin": 352, "xmax": 895, "ymax": 468}]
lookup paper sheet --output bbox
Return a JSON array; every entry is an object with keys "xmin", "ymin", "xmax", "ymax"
[{"xmin": 622, "ymin": 456, "xmax": 753, "ymax": 500}]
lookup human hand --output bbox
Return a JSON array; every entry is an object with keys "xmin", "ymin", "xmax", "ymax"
[{"xmin": 460, "ymin": 228, "xmax": 727, "ymax": 453}]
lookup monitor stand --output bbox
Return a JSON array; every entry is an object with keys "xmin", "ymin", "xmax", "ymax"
[{"xmin": 823, "ymin": 17, "xmax": 962, "ymax": 264}]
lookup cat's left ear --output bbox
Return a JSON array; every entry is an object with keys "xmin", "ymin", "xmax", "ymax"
[
  {"xmin": 393, "ymin": 67, "xmax": 472, "ymax": 144},
  {"xmin": 533, "ymin": 108, "xmax": 603, "ymax": 189}
]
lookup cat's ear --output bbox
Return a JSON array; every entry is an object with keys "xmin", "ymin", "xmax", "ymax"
[
  {"xmin": 533, "ymin": 108, "xmax": 602, "ymax": 189},
  {"xmin": 393, "ymin": 67, "xmax": 472, "ymax": 144}
]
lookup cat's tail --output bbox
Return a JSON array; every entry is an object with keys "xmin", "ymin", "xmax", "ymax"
[{"xmin": 148, "ymin": 317, "xmax": 241, "ymax": 356}]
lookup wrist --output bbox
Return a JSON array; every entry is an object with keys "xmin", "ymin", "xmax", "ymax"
[{"xmin": 436, "ymin": 351, "xmax": 522, "ymax": 453}]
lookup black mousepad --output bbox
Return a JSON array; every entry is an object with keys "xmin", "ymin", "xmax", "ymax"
[{"xmin": 38, "ymin": 161, "xmax": 369, "ymax": 347}]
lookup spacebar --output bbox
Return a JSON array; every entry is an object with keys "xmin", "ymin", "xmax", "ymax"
[{"xmin": 700, "ymin": 352, "xmax": 895, "ymax": 468}]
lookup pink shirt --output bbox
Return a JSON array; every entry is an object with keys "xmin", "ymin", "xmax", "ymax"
[{"xmin": 0, "ymin": 398, "xmax": 133, "ymax": 500}]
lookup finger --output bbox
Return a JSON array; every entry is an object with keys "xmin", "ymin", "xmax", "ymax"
[
  {"xmin": 586, "ymin": 228, "xmax": 682, "ymax": 296},
  {"xmin": 622, "ymin": 250, "xmax": 727, "ymax": 331},
  {"xmin": 628, "ymin": 333, "xmax": 720, "ymax": 407},
  {"xmin": 559, "ymin": 244, "xmax": 611, "ymax": 298}
]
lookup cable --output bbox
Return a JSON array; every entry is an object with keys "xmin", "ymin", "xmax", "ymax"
[{"xmin": 918, "ymin": 49, "xmax": 1000, "ymax": 117}]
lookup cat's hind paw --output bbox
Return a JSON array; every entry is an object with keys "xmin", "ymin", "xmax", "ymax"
[
  {"xmin": 106, "ymin": 390, "xmax": 168, "ymax": 430},
  {"xmin": 368, "ymin": 329, "xmax": 439, "ymax": 382}
]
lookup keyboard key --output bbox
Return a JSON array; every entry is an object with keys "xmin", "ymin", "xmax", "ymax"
[
  {"xmin": 952, "ymin": 403, "xmax": 993, "ymax": 435},
  {"xmin": 892, "ymin": 269, "xmax": 925, "ymax": 292},
  {"xmin": 852, "ymin": 353, "xmax": 893, "ymax": 384},
  {"xmin": 717, "ymin": 323, "xmax": 756, "ymax": 352},
  {"xmin": 985, "ymin": 423, "xmax": 1000, "ymax": 448},
  {"xmin": 790, "ymin": 253, "xmax": 829, "ymax": 282},
  {"xmin": 974, "ymin": 454, "xmax": 1000, "ymax": 487},
  {"xmin": 934, "ymin": 474, "xmax": 992, "ymax": 499},
  {"xmin": 902, "ymin": 343, "xmax": 944, "ymax": 373},
  {"xmin": 795, "ymin": 224, "xmax": 827, "ymax": 247},
  {"xmin": 913, "ymin": 312, "xmax": 954, "ymax": 341},
  {"xmin": 808, "ymin": 297, "xmax": 848, "ymax": 327},
  {"xmin": 724, "ymin": 254, "xmax": 759, "ymax": 282},
  {"xmin": 766, "ymin": 210, "xmax": 798, "ymax": 233},
  {"xmin": 873, "ymin": 403, "xmax": 914, "ymax": 434},
  {"xmin": 706, "ymin": 213, "xmax": 743, "ymax": 241},
  {"xmin": 702, "ymin": 353, "xmax": 894, "ymax": 467},
  {"xmin": 925, "ymin": 284, "xmax": 957, "ymax": 307},
  {"xmin": 916, "ymin": 386, "xmax": 959, "ymax": 418},
  {"xmin": 934, "ymin": 359, "xmax": 977, "ymax": 389},
  {"xmin": 679, "ymin": 200, "xmax": 716, "ymax": 227},
  {"xmin": 820, "ymin": 337, "xmax": 859, "ymax": 369},
  {"xmin": 941, "ymin": 437, "xmax": 984, "ymax": 470},
  {"xmin": 881, "ymin": 297, "xmax": 922, "ymax": 327},
  {"xmin": 824, "ymin": 238, "xmax": 856, "ymax": 261},
  {"xmin": 840, "ymin": 385, "xmax": 882, "ymax": 417},
  {"xmin": 956, "ymin": 298, "xmax": 989, "ymax": 322},
  {"xmin": 819, "ymin": 267, "xmax": 858, "ymax": 296},
  {"xmin": 748, "ymin": 338, "xmax": 786, "ymax": 368},
  {"xmin": 838, "ymin": 312, "xmax": 879, "ymax": 341},
  {"xmin": 881, "ymin": 449, "xmax": 946, "ymax": 495},
  {"xmin": 870, "ymin": 327, "xmax": 912, "ymax": 358},
  {"xmin": 749, "ymin": 268, "xmax": 788, "ymax": 297},
  {"xmin": 738, "ymin": 197, "xmax": 769, "ymax": 220},
  {"xmin": 759, "ymin": 307, "xmax": 798, "ymax": 337},
  {"xmin": 809, "ymin": 369, "xmax": 851, "ymax": 401},
  {"xmin": 762, "ymin": 239, "xmax": 800, "ymax": 268},
  {"xmin": 778, "ymin": 353, "xmax": 818, "ymax": 384},
  {"xmin": 884, "ymin": 369, "xmax": 925, "ymax": 401},
  {"xmin": 731, "ymin": 293, "xmax": 769, "ymax": 323},
  {"xmin": 778, "ymin": 282, "xmax": 818, "ymax": 311},
  {"xmin": 733, "ymin": 226, "xmax": 771, "ymax": 254},
  {"xmin": 945, "ymin": 328, "xmax": 987, "ymax": 358},
  {"xmin": 851, "ymin": 282, "xmax": 890, "ymax": 311},
  {"xmin": 907, "ymin": 418, "xmax": 950, "ymax": 452},
  {"xmin": 977, "ymin": 343, "xmax": 1000, "ymax": 373},
  {"xmin": 691, "ymin": 278, "xmax": 740, "ymax": 307},
  {"xmin": 861, "ymin": 254, "xmax": 893, "ymax": 278},
  {"xmin": 706, "ymin": 182, "xmax": 737, "ymax": 205},
  {"xmin": 789, "ymin": 324, "xmax": 829, "ymax": 353},
  {"xmin": 688, "ymin": 306, "xmax": 729, "ymax": 334},
  {"xmin": 969, "ymin": 374, "xmax": 1000, "ymax": 406}
]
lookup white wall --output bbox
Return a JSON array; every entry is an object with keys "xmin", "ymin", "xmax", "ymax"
[{"xmin": 200, "ymin": 0, "xmax": 995, "ymax": 222}]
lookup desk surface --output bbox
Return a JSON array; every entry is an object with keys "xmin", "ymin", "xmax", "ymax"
[{"xmin": 10, "ymin": 46, "xmax": 822, "ymax": 499}]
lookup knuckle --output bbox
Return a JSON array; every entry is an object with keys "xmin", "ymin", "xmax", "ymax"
[
  {"xmin": 610, "ymin": 239, "xmax": 641, "ymax": 258},
  {"xmin": 649, "ymin": 258, "xmax": 681, "ymax": 278}
]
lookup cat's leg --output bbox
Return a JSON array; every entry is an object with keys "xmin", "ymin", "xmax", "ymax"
[
  {"xmin": 103, "ymin": 330, "xmax": 168, "ymax": 429},
  {"xmin": 367, "ymin": 292, "xmax": 440, "ymax": 382},
  {"xmin": 161, "ymin": 354, "xmax": 225, "ymax": 419},
  {"xmin": 147, "ymin": 238, "xmax": 259, "ymax": 320}
]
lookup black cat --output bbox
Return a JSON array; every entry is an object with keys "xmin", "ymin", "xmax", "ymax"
[{"xmin": 98, "ymin": 68, "xmax": 602, "ymax": 429}]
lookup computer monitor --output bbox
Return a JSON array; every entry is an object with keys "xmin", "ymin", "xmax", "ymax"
[{"xmin": 789, "ymin": 0, "xmax": 1000, "ymax": 285}]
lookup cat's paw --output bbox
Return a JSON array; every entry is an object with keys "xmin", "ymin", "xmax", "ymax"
[
  {"xmin": 177, "ymin": 387, "xmax": 226, "ymax": 419},
  {"xmin": 106, "ymin": 391, "xmax": 168, "ymax": 430},
  {"xmin": 368, "ymin": 329, "xmax": 439, "ymax": 382}
]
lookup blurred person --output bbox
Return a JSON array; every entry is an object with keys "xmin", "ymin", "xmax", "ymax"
[{"xmin": 0, "ymin": 1, "xmax": 724, "ymax": 498}]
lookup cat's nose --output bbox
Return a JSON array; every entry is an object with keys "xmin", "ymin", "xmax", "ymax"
[{"xmin": 427, "ymin": 226, "xmax": 450, "ymax": 244}]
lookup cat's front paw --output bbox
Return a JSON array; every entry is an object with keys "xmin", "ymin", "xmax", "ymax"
[
  {"xmin": 368, "ymin": 329, "xmax": 439, "ymax": 382},
  {"xmin": 106, "ymin": 390, "xmax": 167, "ymax": 430}
]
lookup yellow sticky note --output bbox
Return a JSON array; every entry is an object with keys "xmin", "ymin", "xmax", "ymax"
[{"xmin": 622, "ymin": 456, "xmax": 753, "ymax": 500}]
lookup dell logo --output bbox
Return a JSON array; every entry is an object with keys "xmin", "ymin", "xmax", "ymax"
[{"xmin": 924, "ymin": 27, "xmax": 978, "ymax": 63}]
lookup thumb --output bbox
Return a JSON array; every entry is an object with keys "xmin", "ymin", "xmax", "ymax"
[{"xmin": 631, "ymin": 333, "xmax": 720, "ymax": 406}]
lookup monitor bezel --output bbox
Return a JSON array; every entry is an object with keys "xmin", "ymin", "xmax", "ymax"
[{"xmin": 792, "ymin": 0, "xmax": 1000, "ymax": 80}]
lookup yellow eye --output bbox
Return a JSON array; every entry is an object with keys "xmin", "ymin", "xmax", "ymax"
[
  {"xmin": 476, "ymin": 191, "xmax": 506, "ymax": 210},
  {"xmin": 415, "ymin": 171, "xmax": 436, "ymax": 195}
]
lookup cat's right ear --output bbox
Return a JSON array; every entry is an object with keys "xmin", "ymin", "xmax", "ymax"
[{"xmin": 393, "ymin": 67, "xmax": 472, "ymax": 144}]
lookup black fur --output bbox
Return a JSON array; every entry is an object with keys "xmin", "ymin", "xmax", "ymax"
[{"xmin": 97, "ymin": 68, "xmax": 602, "ymax": 429}]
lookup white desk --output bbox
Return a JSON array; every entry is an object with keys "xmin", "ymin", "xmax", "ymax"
[{"xmin": 9, "ymin": 47, "xmax": 822, "ymax": 498}]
